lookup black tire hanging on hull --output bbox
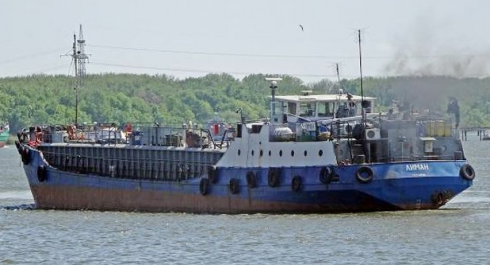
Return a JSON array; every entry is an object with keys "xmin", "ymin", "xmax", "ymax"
[
  {"xmin": 291, "ymin": 175, "xmax": 302, "ymax": 192},
  {"xmin": 268, "ymin": 168, "xmax": 280, "ymax": 187},
  {"xmin": 37, "ymin": 165, "xmax": 48, "ymax": 182},
  {"xmin": 319, "ymin": 166, "xmax": 334, "ymax": 184},
  {"xmin": 199, "ymin": 178, "xmax": 209, "ymax": 196},
  {"xmin": 246, "ymin": 171, "xmax": 257, "ymax": 188},
  {"xmin": 460, "ymin": 164, "xmax": 475, "ymax": 180},
  {"xmin": 21, "ymin": 148, "xmax": 30, "ymax": 165},
  {"xmin": 229, "ymin": 178, "xmax": 239, "ymax": 194},
  {"xmin": 355, "ymin": 166, "xmax": 374, "ymax": 183}
]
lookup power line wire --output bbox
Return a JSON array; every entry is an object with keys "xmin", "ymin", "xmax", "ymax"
[
  {"xmin": 88, "ymin": 44, "xmax": 367, "ymax": 59},
  {"xmin": 90, "ymin": 61, "xmax": 340, "ymax": 78},
  {"xmin": 0, "ymin": 47, "xmax": 67, "ymax": 64},
  {"xmin": 87, "ymin": 44, "xmax": 490, "ymax": 60}
]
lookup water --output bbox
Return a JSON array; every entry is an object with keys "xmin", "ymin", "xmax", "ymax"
[{"xmin": 1, "ymin": 137, "xmax": 490, "ymax": 264}]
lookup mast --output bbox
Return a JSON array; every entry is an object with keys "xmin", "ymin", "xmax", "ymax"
[
  {"xmin": 76, "ymin": 25, "xmax": 88, "ymax": 82},
  {"xmin": 358, "ymin": 29, "xmax": 364, "ymax": 107},
  {"xmin": 71, "ymin": 24, "xmax": 88, "ymax": 126},
  {"xmin": 358, "ymin": 29, "xmax": 369, "ymax": 161},
  {"xmin": 336, "ymin": 63, "xmax": 341, "ymax": 93},
  {"xmin": 334, "ymin": 63, "xmax": 342, "ymax": 119},
  {"xmin": 72, "ymin": 34, "xmax": 78, "ymax": 126}
]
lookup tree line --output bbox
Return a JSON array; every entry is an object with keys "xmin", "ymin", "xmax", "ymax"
[{"xmin": 1, "ymin": 73, "xmax": 489, "ymax": 133}]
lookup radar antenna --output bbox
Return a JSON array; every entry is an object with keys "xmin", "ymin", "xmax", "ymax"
[{"xmin": 265, "ymin": 77, "xmax": 283, "ymax": 125}]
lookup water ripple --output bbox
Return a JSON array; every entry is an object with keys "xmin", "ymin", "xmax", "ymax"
[{"xmin": 0, "ymin": 140, "xmax": 489, "ymax": 264}]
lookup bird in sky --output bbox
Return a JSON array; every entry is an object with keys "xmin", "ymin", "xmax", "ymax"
[{"xmin": 299, "ymin": 25, "xmax": 304, "ymax": 31}]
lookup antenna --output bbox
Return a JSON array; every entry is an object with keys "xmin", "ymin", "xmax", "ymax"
[
  {"xmin": 265, "ymin": 77, "xmax": 282, "ymax": 102},
  {"xmin": 265, "ymin": 77, "xmax": 283, "ymax": 124}
]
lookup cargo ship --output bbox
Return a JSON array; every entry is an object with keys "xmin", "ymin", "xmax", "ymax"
[
  {"xmin": 0, "ymin": 123, "xmax": 9, "ymax": 148},
  {"xmin": 15, "ymin": 77, "xmax": 475, "ymax": 213},
  {"xmin": 14, "ymin": 27, "xmax": 474, "ymax": 213}
]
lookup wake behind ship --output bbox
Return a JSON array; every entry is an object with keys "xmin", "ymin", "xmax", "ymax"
[{"xmin": 16, "ymin": 78, "xmax": 474, "ymax": 214}]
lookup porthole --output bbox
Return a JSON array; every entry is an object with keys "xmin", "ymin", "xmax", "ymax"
[
  {"xmin": 291, "ymin": 150, "xmax": 295, "ymax": 157},
  {"xmin": 269, "ymin": 150, "xmax": 272, "ymax": 156},
  {"xmin": 304, "ymin": 150, "xmax": 307, "ymax": 156},
  {"xmin": 260, "ymin": 150, "xmax": 264, "ymax": 157},
  {"xmin": 238, "ymin": 150, "xmax": 241, "ymax": 156},
  {"xmin": 279, "ymin": 150, "xmax": 283, "ymax": 157},
  {"xmin": 251, "ymin": 150, "xmax": 255, "ymax": 156},
  {"xmin": 319, "ymin": 150, "xmax": 323, "ymax": 156}
]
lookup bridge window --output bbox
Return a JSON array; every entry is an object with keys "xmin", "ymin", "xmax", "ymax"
[
  {"xmin": 288, "ymin": 102, "xmax": 297, "ymax": 115},
  {"xmin": 318, "ymin": 102, "xmax": 334, "ymax": 117},
  {"xmin": 299, "ymin": 102, "xmax": 316, "ymax": 117}
]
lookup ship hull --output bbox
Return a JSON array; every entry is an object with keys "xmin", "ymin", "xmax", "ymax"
[{"xmin": 22, "ymin": 146, "xmax": 473, "ymax": 214}]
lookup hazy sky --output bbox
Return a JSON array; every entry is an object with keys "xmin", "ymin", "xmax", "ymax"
[{"xmin": 1, "ymin": 0, "xmax": 489, "ymax": 83}]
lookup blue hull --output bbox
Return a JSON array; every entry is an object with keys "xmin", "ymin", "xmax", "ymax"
[{"xmin": 22, "ymin": 147, "xmax": 472, "ymax": 213}]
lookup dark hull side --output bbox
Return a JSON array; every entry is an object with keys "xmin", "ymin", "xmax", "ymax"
[{"xmin": 21, "ymin": 146, "xmax": 473, "ymax": 214}]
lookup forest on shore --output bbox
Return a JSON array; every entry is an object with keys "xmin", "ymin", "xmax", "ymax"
[{"xmin": 1, "ymin": 73, "xmax": 489, "ymax": 133}]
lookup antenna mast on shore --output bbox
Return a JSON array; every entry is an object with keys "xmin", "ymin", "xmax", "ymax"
[{"xmin": 71, "ymin": 24, "xmax": 89, "ymax": 126}]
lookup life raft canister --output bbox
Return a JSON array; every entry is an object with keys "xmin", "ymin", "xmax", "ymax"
[
  {"xmin": 199, "ymin": 178, "xmax": 209, "ymax": 196},
  {"xmin": 460, "ymin": 164, "xmax": 475, "ymax": 180},
  {"xmin": 355, "ymin": 166, "xmax": 374, "ymax": 183},
  {"xmin": 291, "ymin": 175, "xmax": 302, "ymax": 192}
]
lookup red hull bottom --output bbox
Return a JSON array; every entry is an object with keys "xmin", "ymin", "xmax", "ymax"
[{"xmin": 30, "ymin": 185, "xmax": 439, "ymax": 214}]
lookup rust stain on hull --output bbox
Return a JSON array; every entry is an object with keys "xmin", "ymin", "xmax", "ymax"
[{"xmin": 30, "ymin": 185, "xmax": 438, "ymax": 214}]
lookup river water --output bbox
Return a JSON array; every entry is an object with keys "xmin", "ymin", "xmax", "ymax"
[{"xmin": 1, "ymin": 134, "xmax": 489, "ymax": 264}]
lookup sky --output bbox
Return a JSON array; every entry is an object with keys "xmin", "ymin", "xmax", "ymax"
[{"xmin": 1, "ymin": 0, "xmax": 490, "ymax": 84}]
